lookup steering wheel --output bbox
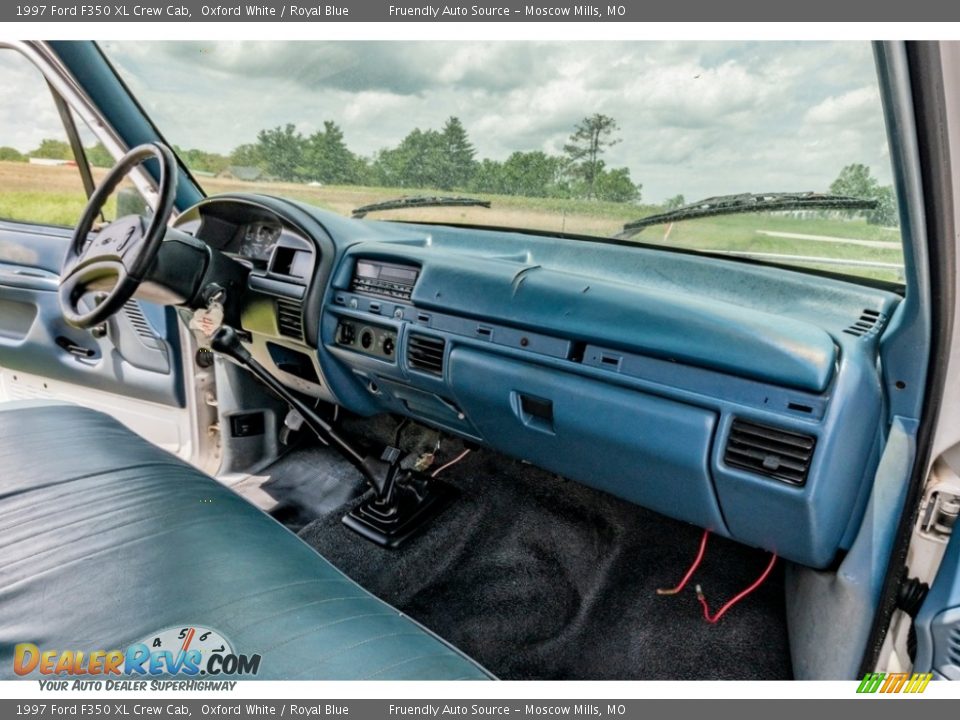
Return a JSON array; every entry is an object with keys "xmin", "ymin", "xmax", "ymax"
[{"xmin": 59, "ymin": 142, "xmax": 178, "ymax": 329}]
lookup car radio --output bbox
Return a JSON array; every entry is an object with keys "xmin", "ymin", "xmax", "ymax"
[{"xmin": 350, "ymin": 260, "xmax": 419, "ymax": 301}]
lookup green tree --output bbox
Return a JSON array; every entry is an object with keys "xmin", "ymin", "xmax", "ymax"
[
  {"xmin": 868, "ymin": 185, "xmax": 898, "ymax": 227},
  {"xmin": 256, "ymin": 124, "xmax": 307, "ymax": 181},
  {"xmin": 595, "ymin": 167, "xmax": 641, "ymax": 203},
  {"xmin": 29, "ymin": 138, "xmax": 73, "ymax": 160},
  {"xmin": 0, "ymin": 146, "xmax": 25, "ymax": 162},
  {"xmin": 664, "ymin": 194, "xmax": 686, "ymax": 210},
  {"xmin": 439, "ymin": 117, "xmax": 476, "ymax": 189},
  {"xmin": 306, "ymin": 121, "xmax": 360, "ymax": 185},
  {"xmin": 564, "ymin": 114, "xmax": 621, "ymax": 199},
  {"xmin": 175, "ymin": 146, "xmax": 229, "ymax": 174},
  {"xmin": 468, "ymin": 152, "xmax": 574, "ymax": 198},
  {"xmin": 830, "ymin": 164, "xmax": 898, "ymax": 226},
  {"xmin": 85, "ymin": 142, "xmax": 114, "ymax": 168},
  {"xmin": 351, "ymin": 156, "xmax": 376, "ymax": 186},
  {"xmin": 373, "ymin": 128, "xmax": 447, "ymax": 189},
  {"xmin": 469, "ymin": 158, "xmax": 506, "ymax": 194},
  {"xmin": 372, "ymin": 120, "xmax": 478, "ymax": 191},
  {"xmin": 829, "ymin": 163, "xmax": 878, "ymax": 199},
  {"xmin": 499, "ymin": 151, "xmax": 569, "ymax": 197},
  {"xmin": 230, "ymin": 143, "xmax": 264, "ymax": 169}
]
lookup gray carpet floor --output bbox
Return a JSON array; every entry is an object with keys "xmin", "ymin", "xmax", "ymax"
[{"xmin": 258, "ymin": 417, "xmax": 793, "ymax": 680}]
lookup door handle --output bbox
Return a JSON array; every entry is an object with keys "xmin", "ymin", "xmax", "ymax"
[
  {"xmin": 55, "ymin": 336, "xmax": 95, "ymax": 358},
  {"xmin": 0, "ymin": 266, "xmax": 59, "ymax": 292}
]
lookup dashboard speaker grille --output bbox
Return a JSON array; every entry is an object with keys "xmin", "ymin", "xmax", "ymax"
[
  {"xmin": 724, "ymin": 418, "xmax": 816, "ymax": 485},
  {"xmin": 276, "ymin": 298, "xmax": 304, "ymax": 341},
  {"xmin": 407, "ymin": 333, "xmax": 446, "ymax": 375}
]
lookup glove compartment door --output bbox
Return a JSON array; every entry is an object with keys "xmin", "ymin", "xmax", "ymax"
[{"xmin": 449, "ymin": 347, "xmax": 726, "ymax": 532}]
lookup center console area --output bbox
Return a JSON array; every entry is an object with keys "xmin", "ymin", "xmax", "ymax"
[{"xmin": 334, "ymin": 260, "xmax": 417, "ymax": 361}]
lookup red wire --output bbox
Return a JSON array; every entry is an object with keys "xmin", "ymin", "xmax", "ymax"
[
  {"xmin": 656, "ymin": 529, "xmax": 710, "ymax": 596},
  {"xmin": 697, "ymin": 552, "xmax": 778, "ymax": 624},
  {"xmin": 431, "ymin": 448, "xmax": 471, "ymax": 478}
]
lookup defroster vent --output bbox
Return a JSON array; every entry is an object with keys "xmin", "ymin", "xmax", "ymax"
[
  {"xmin": 724, "ymin": 418, "xmax": 816, "ymax": 485},
  {"xmin": 844, "ymin": 308, "xmax": 883, "ymax": 337},
  {"xmin": 407, "ymin": 333, "xmax": 446, "ymax": 375}
]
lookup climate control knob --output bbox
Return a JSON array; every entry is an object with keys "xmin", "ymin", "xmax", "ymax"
[
  {"xmin": 336, "ymin": 321, "xmax": 356, "ymax": 346},
  {"xmin": 359, "ymin": 328, "xmax": 374, "ymax": 350}
]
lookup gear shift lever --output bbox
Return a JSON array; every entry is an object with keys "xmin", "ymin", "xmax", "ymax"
[
  {"xmin": 210, "ymin": 325, "xmax": 393, "ymax": 490},
  {"xmin": 210, "ymin": 325, "xmax": 456, "ymax": 547}
]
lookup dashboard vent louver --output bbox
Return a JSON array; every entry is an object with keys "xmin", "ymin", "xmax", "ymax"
[
  {"xmin": 276, "ymin": 298, "xmax": 304, "ymax": 340},
  {"xmin": 947, "ymin": 624, "xmax": 960, "ymax": 667},
  {"xmin": 407, "ymin": 334, "xmax": 446, "ymax": 375},
  {"xmin": 122, "ymin": 300, "xmax": 155, "ymax": 341},
  {"xmin": 724, "ymin": 418, "xmax": 816, "ymax": 485},
  {"xmin": 843, "ymin": 308, "xmax": 883, "ymax": 337}
]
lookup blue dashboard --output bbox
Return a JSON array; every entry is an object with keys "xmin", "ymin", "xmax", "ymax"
[{"xmin": 177, "ymin": 194, "xmax": 903, "ymax": 569}]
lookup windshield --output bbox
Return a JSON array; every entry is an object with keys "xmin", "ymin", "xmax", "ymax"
[{"xmin": 100, "ymin": 41, "xmax": 904, "ymax": 283}]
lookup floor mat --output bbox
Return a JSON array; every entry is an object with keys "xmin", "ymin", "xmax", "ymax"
[
  {"xmin": 253, "ymin": 444, "xmax": 366, "ymax": 532},
  {"xmin": 269, "ymin": 421, "xmax": 792, "ymax": 680}
]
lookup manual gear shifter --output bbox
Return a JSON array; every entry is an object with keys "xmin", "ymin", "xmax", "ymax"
[{"xmin": 210, "ymin": 325, "xmax": 455, "ymax": 547}]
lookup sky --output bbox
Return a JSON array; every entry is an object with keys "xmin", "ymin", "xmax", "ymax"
[{"xmin": 2, "ymin": 41, "xmax": 893, "ymax": 203}]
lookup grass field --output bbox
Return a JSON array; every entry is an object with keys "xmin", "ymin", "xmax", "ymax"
[
  {"xmin": 0, "ymin": 161, "xmax": 904, "ymax": 282},
  {"xmin": 0, "ymin": 162, "xmax": 119, "ymax": 226}
]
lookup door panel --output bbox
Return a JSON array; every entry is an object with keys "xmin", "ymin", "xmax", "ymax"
[
  {"xmin": 0, "ymin": 220, "xmax": 191, "ymax": 455},
  {"xmin": 0, "ymin": 220, "xmax": 183, "ymax": 406}
]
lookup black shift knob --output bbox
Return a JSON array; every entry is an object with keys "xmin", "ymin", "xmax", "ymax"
[{"xmin": 209, "ymin": 325, "xmax": 251, "ymax": 363}]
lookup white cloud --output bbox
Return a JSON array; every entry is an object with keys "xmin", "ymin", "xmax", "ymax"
[
  {"xmin": 0, "ymin": 51, "xmax": 69, "ymax": 153},
  {"xmin": 1, "ymin": 41, "xmax": 895, "ymax": 203},
  {"xmin": 805, "ymin": 86, "xmax": 881, "ymax": 125}
]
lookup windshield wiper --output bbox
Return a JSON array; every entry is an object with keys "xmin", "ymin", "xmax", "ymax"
[
  {"xmin": 617, "ymin": 192, "xmax": 878, "ymax": 238},
  {"xmin": 352, "ymin": 195, "xmax": 491, "ymax": 219}
]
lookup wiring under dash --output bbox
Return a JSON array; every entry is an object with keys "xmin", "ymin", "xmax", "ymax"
[
  {"xmin": 656, "ymin": 528, "xmax": 709, "ymax": 596},
  {"xmin": 656, "ymin": 529, "xmax": 778, "ymax": 624},
  {"xmin": 696, "ymin": 552, "xmax": 778, "ymax": 624},
  {"xmin": 431, "ymin": 448, "xmax": 471, "ymax": 478}
]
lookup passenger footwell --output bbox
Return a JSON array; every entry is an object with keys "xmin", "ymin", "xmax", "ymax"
[{"xmin": 253, "ymin": 419, "xmax": 793, "ymax": 680}]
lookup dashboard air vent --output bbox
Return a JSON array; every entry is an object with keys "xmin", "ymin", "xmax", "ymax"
[
  {"xmin": 724, "ymin": 418, "xmax": 816, "ymax": 485},
  {"xmin": 276, "ymin": 298, "xmax": 304, "ymax": 341},
  {"xmin": 947, "ymin": 624, "xmax": 960, "ymax": 667},
  {"xmin": 122, "ymin": 300, "xmax": 155, "ymax": 341},
  {"xmin": 843, "ymin": 308, "xmax": 883, "ymax": 337},
  {"xmin": 407, "ymin": 334, "xmax": 446, "ymax": 375}
]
